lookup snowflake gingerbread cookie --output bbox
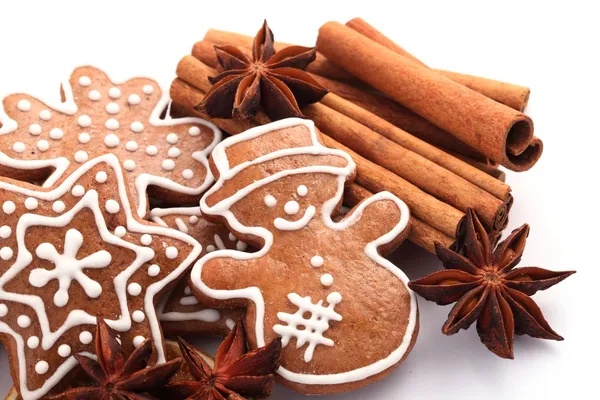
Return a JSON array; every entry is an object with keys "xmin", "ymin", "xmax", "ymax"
[
  {"xmin": 190, "ymin": 118, "xmax": 418, "ymax": 394},
  {"xmin": 0, "ymin": 154, "xmax": 201, "ymax": 400},
  {"xmin": 150, "ymin": 206, "xmax": 246, "ymax": 337},
  {"xmin": 0, "ymin": 66, "xmax": 221, "ymax": 217}
]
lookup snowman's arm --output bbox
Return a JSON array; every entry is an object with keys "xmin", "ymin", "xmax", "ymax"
[{"xmin": 339, "ymin": 191, "xmax": 411, "ymax": 256}]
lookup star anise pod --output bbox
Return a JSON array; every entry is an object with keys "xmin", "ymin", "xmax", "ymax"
[
  {"xmin": 166, "ymin": 320, "xmax": 282, "ymax": 399},
  {"xmin": 47, "ymin": 317, "xmax": 182, "ymax": 399},
  {"xmin": 408, "ymin": 209, "xmax": 575, "ymax": 359},
  {"xmin": 196, "ymin": 20, "xmax": 328, "ymax": 121}
]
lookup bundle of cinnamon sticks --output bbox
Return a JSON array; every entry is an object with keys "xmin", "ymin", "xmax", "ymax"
[{"xmin": 170, "ymin": 18, "xmax": 542, "ymax": 254}]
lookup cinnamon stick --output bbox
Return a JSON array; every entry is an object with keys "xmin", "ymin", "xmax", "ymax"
[
  {"xmin": 344, "ymin": 184, "xmax": 454, "ymax": 253},
  {"xmin": 345, "ymin": 18, "xmax": 531, "ymax": 112},
  {"xmin": 317, "ymin": 22, "xmax": 543, "ymax": 172}
]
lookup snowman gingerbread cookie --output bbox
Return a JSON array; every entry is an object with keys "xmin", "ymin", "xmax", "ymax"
[
  {"xmin": 0, "ymin": 66, "xmax": 221, "ymax": 217},
  {"xmin": 190, "ymin": 118, "xmax": 418, "ymax": 394}
]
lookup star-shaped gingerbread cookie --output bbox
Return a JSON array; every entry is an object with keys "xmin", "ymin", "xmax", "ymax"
[
  {"xmin": 0, "ymin": 154, "xmax": 201, "ymax": 400},
  {"xmin": 0, "ymin": 66, "xmax": 221, "ymax": 217}
]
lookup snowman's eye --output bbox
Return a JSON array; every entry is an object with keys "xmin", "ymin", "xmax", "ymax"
[
  {"xmin": 284, "ymin": 200, "xmax": 300, "ymax": 215},
  {"xmin": 264, "ymin": 194, "xmax": 277, "ymax": 208},
  {"xmin": 296, "ymin": 185, "xmax": 309, "ymax": 197}
]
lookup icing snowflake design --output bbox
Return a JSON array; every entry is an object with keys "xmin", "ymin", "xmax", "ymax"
[
  {"xmin": 0, "ymin": 66, "xmax": 221, "ymax": 218},
  {"xmin": 0, "ymin": 154, "xmax": 201, "ymax": 400},
  {"xmin": 273, "ymin": 292, "xmax": 342, "ymax": 362},
  {"xmin": 29, "ymin": 229, "xmax": 112, "ymax": 307}
]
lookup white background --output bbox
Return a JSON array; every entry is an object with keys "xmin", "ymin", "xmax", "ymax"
[{"xmin": 0, "ymin": 0, "xmax": 597, "ymax": 398}]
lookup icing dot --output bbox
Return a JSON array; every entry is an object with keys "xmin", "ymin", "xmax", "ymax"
[
  {"xmin": 184, "ymin": 286, "xmax": 192, "ymax": 295},
  {"xmin": 39, "ymin": 110, "xmax": 52, "ymax": 120},
  {"xmin": 105, "ymin": 199, "xmax": 120, "ymax": 214},
  {"xmin": 284, "ymin": 201, "xmax": 300, "ymax": 215},
  {"xmin": 125, "ymin": 141, "xmax": 138, "ymax": 152},
  {"xmin": 327, "ymin": 292, "xmax": 343, "ymax": 305},
  {"xmin": 166, "ymin": 133, "xmax": 179, "ymax": 144},
  {"xmin": 52, "ymin": 201, "xmax": 65, "ymax": 213},
  {"xmin": 188, "ymin": 126, "xmax": 200, "ymax": 136},
  {"xmin": 79, "ymin": 331, "xmax": 93, "ymax": 344},
  {"xmin": 77, "ymin": 114, "xmax": 92, "ymax": 127},
  {"xmin": 123, "ymin": 160, "xmax": 136, "ymax": 171},
  {"xmin": 24, "ymin": 197, "xmax": 38, "ymax": 210},
  {"xmin": 237, "ymin": 241, "xmax": 248, "ymax": 251},
  {"xmin": 130, "ymin": 121, "xmax": 144, "ymax": 133},
  {"xmin": 0, "ymin": 303, "xmax": 7, "ymax": 317},
  {"xmin": 74, "ymin": 150, "xmax": 88, "ymax": 163},
  {"xmin": 147, "ymin": 264, "xmax": 160, "ymax": 276},
  {"xmin": 78, "ymin": 132, "xmax": 91, "ymax": 144},
  {"xmin": 311, "ymin": 256, "xmax": 324, "ymax": 268},
  {"xmin": 165, "ymin": 246, "xmax": 178, "ymax": 259},
  {"xmin": 17, "ymin": 99, "xmax": 31, "ymax": 112},
  {"xmin": 226, "ymin": 319, "xmax": 235, "ymax": 330},
  {"xmin": 1, "ymin": 247, "xmax": 13, "ymax": 260},
  {"xmin": 132, "ymin": 310, "xmax": 145, "ymax": 323},
  {"xmin": 114, "ymin": 226, "xmax": 126, "ymax": 237},
  {"xmin": 189, "ymin": 215, "xmax": 199, "ymax": 224},
  {"xmin": 17, "ymin": 315, "xmax": 31, "ymax": 328},
  {"xmin": 104, "ymin": 133, "xmax": 120, "ymax": 147},
  {"xmin": 105, "ymin": 102, "xmax": 120, "ymax": 115},
  {"xmin": 228, "ymin": 233, "xmax": 236, "ymax": 241},
  {"xmin": 72, "ymin": 185, "xmax": 85, "ymax": 197},
  {"xmin": 143, "ymin": 85, "xmax": 154, "ymax": 94},
  {"xmin": 182, "ymin": 169, "xmax": 194, "ymax": 180},
  {"xmin": 128, "ymin": 94, "xmax": 141, "ymax": 105},
  {"xmin": 141, "ymin": 234, "xmax": 152, "ymax": 245},
  {"xmin": 264, "ymin": 195, "xmax": 277, "ymax": 208},
  {"xmin": 12, "ymin": 142, "xmax": 25, "ymax": 153},
  {"xmin": 29, "ymin": 124, "xmax": 42, "ymax": 136},
  {"xmin": 3, "ymin": 201, "xmax": 16, "ymax": 214},
  {"xmin": 58, "ymin": 344, "xmax": 71, "ymax": 357},
  {"xmin": 95, "ymin": 171, "xmax": 107, "ymax": 183},
  {"xmin": 206, "ymin": 245, "xmax": 216, "ymax": 253},
  {"xmin": 128, "ymin": 282, "xmax": 142, "ymax": 296},
  {"xmin": 49, "ymin": 128, "xmax": 64, "ymax": 140},
  {"xmin": 78, "ymin": 76, "xmax": 92, "ymax": 86},
  {"xmin": 108, "ymin": 87, "xmax": 121, "ymax": 99},
  {"xmin": 146, "ymin": 145, "xmax": 158, "ymax": 156},
  {"xmin": 297, "ymin": 185, "xmax": 308, "ymax": 197},
  {"xmin": 35, "ymin": 361, "xmax": 49, "ymax": 375},
  {"xmin": 88, "ymin": 90, "xmax": 101, "ymax": 101},
  {"xmin": 27, "ymin": 336, "xmax": 39, "ymax": 349},
  {"xmin": 168, "ymin": 147, "xmax": 181, "ymax": 158},
  {"xmin": 133, "ymin": 336, "xmax": 145, "ymax": 348},
  {"xmin": 0, "ymin": 226, "xmax": 11, "ymax": 239},
  {"xmin": 105, "ymin": 119, "xmax": 120, "ymax": 130},
  {"xmin": 161, "ymin": 159, "xmax": 175, "ymax": 171},
  {"xmin": 320, "ymin": 274, "xmax": 334, "ymax": 287},
  {"xmin": 36, "ymin": 140, "xmax": 49, "ymax": 152}
]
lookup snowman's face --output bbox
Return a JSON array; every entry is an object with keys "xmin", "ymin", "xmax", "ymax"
[{"xmin": 227, "ymin": 173, "xmax": 343, "ymax": 238}]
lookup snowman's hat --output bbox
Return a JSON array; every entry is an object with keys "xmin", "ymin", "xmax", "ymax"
[{"xmin": 201, "ymin": 118, "xmax": 355, "ymax": 214}]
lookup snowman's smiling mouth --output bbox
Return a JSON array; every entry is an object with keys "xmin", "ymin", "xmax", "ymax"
[{"xmin": 274, "ymin": 205, "xmax": 316, "ymax": 231}]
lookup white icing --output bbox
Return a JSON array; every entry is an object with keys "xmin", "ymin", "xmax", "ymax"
[
  {"xmin": 284, "ymin": 200, "xmax": 300, "ymax": 215},
  {"xmin": 52, "ymin": 201, "xmax": 65, "ymax": 213},
  {"xmin": 273, "ymin": 292, "xmax": 343, "ymax": 362},
  {"xmin": 320, "ymin": 274, "xmax": 334, "ymax": 287},
  {"xmin": 147, "ymin": 264, "xmax": 160, "ymax": 276},
  {"xmin": 105, "ymin": 119, "xmax": 120, "ymax": 131},
  {"xmin": 17, "ymin": 315, "xmax": 31, "ymax": 328},
  {"xmin": 264, "ymin": 195, "xmax": 277, "ymax": 207},
  {"xmin": 114, "ymin": 226, "xmax": 126, "ymax": 238},
  {"xmin": 174, "ymin": 218, "xmax": 188, "ymax": 234},
  {"xmin": 132, "ymin": 310, "xmax": 145, "ymax": 323},
  {"xmin": 140, "ymin": 234, "xmax": 152, "ymax": 246},
  {"xmin": 35, "ymin": 361, "xmax": 49, "ymax": 375},
  {"xmin": 49, "ymin": 128, "xmax": 63, "ymax": 140},
  {"xmin": 105, "ymin": 102, "xmax": 120, "ymax": 115},
  {"xmin": 29, "ymin": 124, "xmax": 42, "ymax": 136},
  {"xmin": 95, "ymin": 171, "xmax": 107, "ymax": 183},
  {"xmin": 213, "ymin": 234, "xmax": 226, "ymax": 250},
  {"xmin": 133, "ymin": 335, "xmax": 145, "ymax": 347},
  {"xmin": 24, "ymin": 198, "xmax": 38, "ymax": 210},
  {"xmin": 189, "ymin": 126, "xmax": 200, "ymax": 136},
  {"xmin": 182, "ymin": 169, "xmax": 193, "ymax": 180},
  {"xmin": 127, "ymin": 282, "xmax": 142, "ymax": 296},
  {"xmin": 228, "ymin": 233, "xmax": 236, "ymax": 241},
  {"xmin": 37, "ymin": 140, "xmax": 49, "ymax": 152},
  {"xmin": 297, "ymin": 185, "xmax": 308, "ymax": 197},
  {"xmin": 226, "ymin": 319, "xmax": 235, "ymax": 330},
  {"xmin": 168, "ymin": 147, "xmax": 181, "ymax": 158},
  {"xmin": 0, "ymin": 226, "xmax": 11, "ymax": 239},
  {"xmin": 108, "ymin": 87, "xmax": 121, "ymax": 99},
  {"xmin": 191, "ymin": 119, "xmax": 416, "ymax": 386},
  {"xmin": 274, "ymin": 205, "xmax": 316, "ymax": 231},
  {"xmin": 71, "ymin": 185, "xmax": 85, "ymax": 197},
  {"xmin": 311, "ymin": 256, "xmax": 324, "ymax": 268},
  {"xmin": 1, "ymin": 247, "xmax": 14, "ymax": 260},
  {"xmin": 161, "ymin": 159, "xmax": 175, "ymax": 171},
  {"xmin": 145, "ymin": 145, "xmax": 158, "ymax": 156},
  {"xmin": 3, "ymin": 201, "xmax": 16, "ymax": 214},
  {"xmin": 128, "ymin": 94, "xmax": 141, "ymax": 105},
  {"xmin": 0, "ymin": 303, "xmax": 7, "ymax": 316},
  {"xmin": 12, "ymin": 142, "xmax": 26, "ymax": 153},
  {"xmin": 39, "ymin": 110, "xmax": 52, "ymax": 121},
  {"xmin": 104, "ymin": 134, "xmax": 120, "ymax": 149},
  {"xmin": 165, "ymin": 246, "xmax": 178, "ymax": 259},
  {"xmin": 206, "ymin": 245, "xmax": 216, "ymax": 253},
  {"xmin": 130, "ymin": 121, "xmax": 144, "ymax": 133},
  {"xmin": 105, "ymin": 199, "xmax": 120, "ymax": 214},
  {"xmin": 57, "ymin": 344, "xmax": 71, "ymax": 358},
  {"xmin": 183, "ymin": 287, "xmax": 192, "ymax": 295},
  {"xmin": 125, "ymin": 141, "xmax": 138, "ymax": 152},
  {"xmin": 77, "ymin": 115, "xmax": 91, "ymax": 127},
  {"xmin": 189, "ymin": 216, "xmax": 199, "ymax": 224},
  {"xmin": 179, "ymin": 296, "xmax": 199, "ymax": 306},
  {"xmin": 27, "ymin": 336, "xmax": 39, "ymax": 349},
  {"xmin": 78, "ymin": 132, "xmax": 91, "ymax": 144},
  {"xmin": 143, "ymin": 85, "xmax": 154, "ymax": 94},
  {"xmin": 123, "ymin": 160, "xmax": 136, "ymax": 172},
  {"xmin": 74, "ymin": 151, "xmax": 88, "ymax": 163},
  {"xmin": 166, "ymin": 133, "xmax": 179, "ymax": 144},
  {"xmin": 88, "ymin": 90, "xmax": 101, "ymax": 101},
  {"xmin": 79, "ymin": 331, "xmax": 93, "ymax": 345},
  {"xmin": 236, "ymin": 241, "xmax": 248, "ymax": 251},
  {"xmin": 78, "ymin": 76, "xmax": 91, "ymax": 87},
  {"xmin": 17, "ymin": 100, "xmax": 31, "ymax": 112},
  {"xmin": 29, "ymin": 229, "xmax": 111, "ymax": 307}
]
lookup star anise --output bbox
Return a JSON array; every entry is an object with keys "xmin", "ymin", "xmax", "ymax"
[
  {"xmin": 408, "ymin": 209, "xmax": 575, "ymax": 359},
  {"xmin": 196, "ymin": 20, "xmax": 328, "ymax": 121},
  {"xmin": 47, "ymin": 317, "xmax": 182, "ymax": 399},
  {"xmin": 166, "ymin": 320, "xmax": 282, "ymax": 400}
]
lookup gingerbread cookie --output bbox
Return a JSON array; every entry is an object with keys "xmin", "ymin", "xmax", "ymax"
[
  {"xmin": 0, "ymin": 154, "xmax": 201, "ymax": 399},
  {"xmin": 189, "ymin": 118, "xmax": 418, "ymax": 394},
  {"xmin": 0, "ymin": 66, "xmax": 221, "ymax": 217},
  {"xmin": 150, "ymin": 206, "xmax": 245, "ymax": 337}
]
